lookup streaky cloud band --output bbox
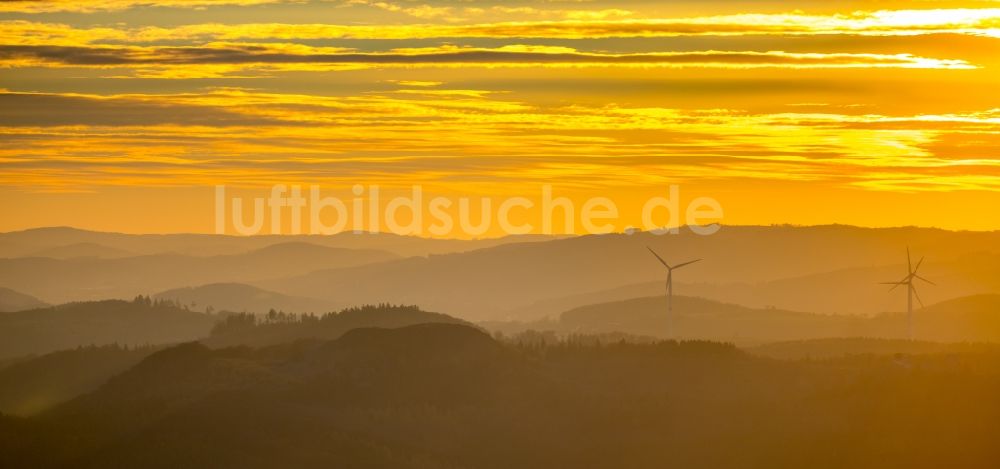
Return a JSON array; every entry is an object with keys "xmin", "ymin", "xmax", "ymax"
[{"xmin": 0, "ymin": 44, "xmax": 972, "ymax": 69}]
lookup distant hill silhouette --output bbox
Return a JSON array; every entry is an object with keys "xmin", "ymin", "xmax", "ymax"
[
  {"xmin": 3, "ymin": 326, "xmax": 999, "ymax": 468},
  {"xmin": 28, "ymin": 242, "xmax": 132, "ymax": 259},
  {"xmin": 911, "ymin": 294, "xmax": 1000, "ymax": 342},
  {"xmin": 548, "ymin": 295, "xmax": 855, "ymax": 344},
  {"xmin": 670, "ymin": 252, "xmax": 1000, "ymax": 316},
  {"xmin": 502, "ymin": 251, "xmax": 1000, "ymax": 319},
  {"xmin": 2, "ymin": 226, "xmax": 997, "ymax": 318},
  {"xmin": 0, "ymin": 242, "xmax": 399, "ymax": 303},
  {"xmin": 501, "ymin": 280, "xmax": 664, "ymax": 320},
  {"xmin": 0, "ymin": 286, "xmax": 48, "ymax": 312},
  {"xmin": 0, "ymin": 298, "xmax": 215, "ymax": 359},
  {"xmin": 490, "ymin": 294, "xmax": 1000, "ymax": 344},
  {"xmin": 0, "ymin": 226, "xmax": 554, "ymax": 258},
  {"xmin": 154, "ymin": 283, "xmax": 336, "ymax": 314},
  {"xmin": 264, "ymin": 225, "xmax": 1000, "ymax": 321}
]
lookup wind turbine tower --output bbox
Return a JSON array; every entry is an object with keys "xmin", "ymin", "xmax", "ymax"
[
  {"xmin": 647, "ymin": 247, "xmax": 701, "ymax": 339},
  {"xmin": 881, "ymin": 247, "xmax": 935, "ymax": 340}
]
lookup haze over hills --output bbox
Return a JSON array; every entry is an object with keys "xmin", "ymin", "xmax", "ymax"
[
  {"xmin": 510, "ymin": 252, "xmax": 1000, "ymax": 319},
  {"xmin": 2, "ymin": 324, "xmax": 998, "ymax": 469},
  {"xmin": 2, "ymin": 225, "xmax": 997, "ymax": 320},
  {"xmin": 265, "ymin": 225, "xmax": 1000, "ymax": 321},
  {"xmin": 0, "ymin": 225, "xmax": 996, "ymax": 467},
  {"xmin": 677, "ymin": 253, "xmax": 1000, "ymax": 316},
  {"xmin": 502, "ymin": 281, "xmax": 666, "ymax": 321},
  {"xmin": 0, "ymin": 242, "xmax": 398, "ymax": 303},
  {"xmin": 0, "ymin": 287, "xmax": 48, "ymax": 312},
  {"xmin": 912, "ymin": 294, "xmax": 1000, "ymax": 342},
  {"xmin": 0, "ymin": 227, "xmax": 556, "ymax": 258},
  {"xmin": 154, "ymin": 283, "xmax": 336, "ymax": 314},
  {"xmin": 28, "ymin": 242, "xmax": 132, "ymax": 259},
  {"xmin": 6, "ymin": 0, "xmax": 999, "ymax": 465},
  {"xmin": 488, "ymin": 294, "xmax": 1000, "ymax": 345}
]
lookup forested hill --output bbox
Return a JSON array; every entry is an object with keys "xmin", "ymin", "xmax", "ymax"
[
  {"xmin": 2, "ymin": 324, "xmax": 998, "ymax": 469},
  {"xmin": 204, "ymin": 303, "xmax": 471, "ymax": 348},
  {"xmin": 0, "ymin": 298, "xmax": 214, "ymax": 359}
]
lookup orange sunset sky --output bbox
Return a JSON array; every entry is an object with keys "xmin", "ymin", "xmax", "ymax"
[{"xmin": 1, "ymin": 0, "xmax": 998, "ymax": 235}]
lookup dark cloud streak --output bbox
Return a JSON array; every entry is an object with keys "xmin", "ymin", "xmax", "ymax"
[
  {"xmin": 0, "ymin": 44, "xmax": 946, "ymax": 67},
  {"xmin": 0, "ymin": 92, "xmax": 288, "ymax": 126}
]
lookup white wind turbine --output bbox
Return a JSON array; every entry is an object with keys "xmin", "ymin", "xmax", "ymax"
[
  {"xmin": 881, "ymin": 247, "xmax": 935, "ymax": 340},
  {"xmin": 647, "ymin": 247, "xmax": 701, "ymax": 339}
]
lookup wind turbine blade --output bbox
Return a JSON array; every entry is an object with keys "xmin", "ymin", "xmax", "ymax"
[
  {"xmin": 672, "ymin": 259, "xmax": 702, "ymax": 270},
  {"xmin": 913, "ymin": 256, "xmax": 924, "ymax": 274},
  {"xmin": 881, "ymin": 280, "xmax": 907, "ymax": 291},
  {"xmin": 914, "ymin": 274, "xmax": 936, "ymax": 286},
  {"xmin": 907, "ymin": 247, "xmax": 912, "ymax": 274},
  {"xmin": 646, "ymin": 247, "xmax": 669, "ymax": 268},
  {"xmin": 912, "ymin": 286, "xmax": 925, "ymax": 308}
]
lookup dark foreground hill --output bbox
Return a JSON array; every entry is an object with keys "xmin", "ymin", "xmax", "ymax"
[
  {"xmin": 0, "ymin": 304, "xmax": 472, "ymax": 415},
  {"xmin": 748, "ymin": 338, "xmax": 1000, "ymax": 360},
  {"xmin": 2, "ymin": 323, "xmax": 998, "ymax": 469},
  {"xmin": 0, "ymin": 345, "xmax": 161, "ymax": 416}
]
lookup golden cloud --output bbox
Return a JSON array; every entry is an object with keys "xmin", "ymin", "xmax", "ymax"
[
  {"xmin": 1, "ymin": 90, "xmax": 997, "ymax": 193},
  {"xmin": 5, "ymin": 9, "xmax": 1000, "ymax": 44},
  {"xmin": 0, "ymin": 0, "xmax": 287, "ymax": 13}
]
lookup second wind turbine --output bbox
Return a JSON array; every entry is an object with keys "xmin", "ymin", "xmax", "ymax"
[
  {"xmin": 881, "ymin": 247, "xmax": 935, "ymax": 340},
  {"xmin": 647, "ymin": 247, "xmax": 701, "ymax": 339}
]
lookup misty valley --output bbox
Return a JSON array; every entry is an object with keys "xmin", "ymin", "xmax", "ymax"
[
  {"xmin": 5, "ymin": 0, "xmax": 1000, "ymax": 466},
  {"xmin": 0, "ymin": 226, "xmax": 998, "ymax": 468}
]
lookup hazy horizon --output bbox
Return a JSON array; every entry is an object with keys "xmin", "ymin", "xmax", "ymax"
[
  {"xmin": 3, "ymin": 221, "xmax": 999, "ymax": 238},
  {"xmin": 1, "ymin": 1, "xmax": 998, "ymax": 467}
]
